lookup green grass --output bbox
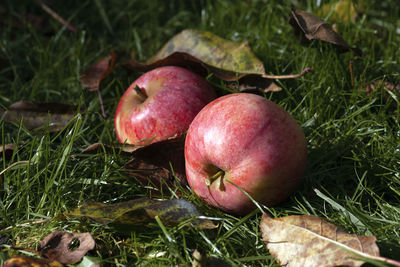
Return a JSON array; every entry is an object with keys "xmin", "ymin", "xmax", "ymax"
[{"xmin": 1, "ymin": 0, "xmax": 400, "ymax": 266}]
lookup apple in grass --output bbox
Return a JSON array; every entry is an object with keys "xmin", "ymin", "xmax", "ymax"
[
  {"xmin": 185, "ymin": 93, "xmax": 307, "ymax": 215},
  {"xmin": 114, "ymin": 66, "xmax": 216, "ymax": 146}
]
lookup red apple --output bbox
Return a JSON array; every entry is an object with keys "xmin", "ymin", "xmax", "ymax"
[
  {"xmin": 185, "ymin": 93, "xmax": 307, "ymax": 215},
  {"xmin": 114, "ymin": 66, "xmax": 216, "ymax": 145}
]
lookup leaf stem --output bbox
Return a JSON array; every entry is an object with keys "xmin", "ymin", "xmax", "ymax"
[{"xmin": 262, "ymin": 67, "xmax": 313, "ymax": 79}]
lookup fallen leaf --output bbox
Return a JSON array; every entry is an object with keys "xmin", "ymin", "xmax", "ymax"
[
  {"xmin": 289, "ymin": 9, "xmax": 361, "ymax": 56},
  {"xmin": 3, "ymin": 255, "xmax": 62, "ymax": 267},
  {"xmin": 81, "ymin": 50, "xmax": 118, "ymax": 117},
  {"xmin": 260, "ymin": 213, "xmax": 382, "ymax": 267},
  {"xmin": 318, "ymin": 0, "xmax": 358, "ymax": 24},
  {"xmin": 127, "ymin": 137, "xmax": 187, "ymax": 197},
  {"xmin": 123, "ymin": 29, "xmax": 312, "ymax": 81},
  {"xmin": 37, "ymin": 231, "xmax": 95, "ymax": 265},
  {"xmin": 81, "ymin": 50, "xmax": 118, "ymax": 92},
  {"xmin": 0, "ymin": 144, "xmax": 15, "ymax": 160},
  {"xmin": 129, "ymin": 136, "xmax": 186, "ymax": 182},
  {"xmin": 0, "ymin": 101, "xmax": 79, "ymax": 132},
  {"xmin": 66, "ymin": 198, "xmax": 217, "ymax": 229}
]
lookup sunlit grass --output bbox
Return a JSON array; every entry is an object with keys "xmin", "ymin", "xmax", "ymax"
[{"xmin": 1, "ymin": 0, "xmax": 400, "ymax": 265}]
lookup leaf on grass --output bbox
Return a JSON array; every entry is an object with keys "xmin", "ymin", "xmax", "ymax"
[
  {"xmin": 37, "ymin": 230, "xmax": 95, "ymax": 265},
  {"xmin": 81, "ymin": 50, "xmax": 118, "ymax": 92},
  {"xmin": 3, "ymin": 255, "xmax": 62, "ymax": 267},
  {"xmin": 0, "ymin": 101, "xmax": 78, "ymax": 132},
  {"xmin": 318, "ymin": 0, "xmax": 358, "ymax": 24},
  {"xmin": 126, "ymin": 137, "xmax": 187, "ymax": 197},
  {"xmin": 0, "ymin": 144, "xmax": 15, "ymax": 160},
  {"xmin": 260, "ymin": 213, "xmax": 380, "ymax": 267},
  {"xmin": 128, "ymin": 136, "xmax": 186, "ymax": 182},
  {"xmin": 123, "ymin": 29, "xmax": 312, "ymax": 82},
  {"xmin": 67, "ymin": 198, "xmax": 217, "ymax": 229},
  {"xmin": 289, "ymin": 9, "xmax": 361, "ymax": 56}
]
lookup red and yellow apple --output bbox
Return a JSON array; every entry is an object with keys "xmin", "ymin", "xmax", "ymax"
[
  {"xmin": 184, "ymin": 93, "xmax": 307, "ymax": 215},
  {"xmin": 114, "ymin": 66, "xmax": 216, "ymax": 145}
]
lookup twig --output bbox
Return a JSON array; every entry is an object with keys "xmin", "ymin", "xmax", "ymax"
[
  {"xmin": 97, "ymin": 90, "xmax": 107, "ymax": 118},
  {"xmin": 262, "ymin": 67, "xmax": 313, "ymax": 79},
  {"xmin": 349, "ymin": 60, "xmax": 355, "ymax": 87},
  {"xmin": 35, "ymin": 0, "xmax": 77, "ymax": 33}
]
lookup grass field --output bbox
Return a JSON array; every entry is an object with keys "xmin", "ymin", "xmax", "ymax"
[{"xmin": 1, "ymin": 0, "xmax": 400, "ymax": 266}]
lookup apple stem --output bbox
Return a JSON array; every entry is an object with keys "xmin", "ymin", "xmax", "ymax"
[
  {"xmin": 205, "ymin": 170, "xmax": 224, "ymax": 188},
  {"xmin": 133, "ymin": 85, "xmax": 148, "ymax": 101}
]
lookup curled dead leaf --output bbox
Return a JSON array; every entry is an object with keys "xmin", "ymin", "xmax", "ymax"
[
  {"xmin": 126, "ymin": 136, "xmax": 187, "ymax": 197},
  {"xmin": 37, "ymin": 230, "xmax": 95, "ymax": 265},
  {"xmin": 260, "ymin": 213, "xmax": 380, "ymax": 267},
  {"xmin": 80, "ymin": 50, "xmax": 118, "ymax": 92},
  {"xmin": 80, "ymin": 50, "xmax": 118, "ymax": 117},
  {"xmin": 289, "ymin": 9, "xmax": 361, "ymax": 56}
]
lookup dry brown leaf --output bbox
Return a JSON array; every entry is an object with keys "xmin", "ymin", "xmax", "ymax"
[
  {"xmin": 81, "ymin": 50, "xmax": 118, "ymax": 92},
  {"xmin": 289, "ymin": 9, "xmax": 361, "ymax": 56},
  {"xmin": 260, "ymin": 213, "xmax": 379, "ymax": 267},
  {"xmin": 126, "ymin": 137, "xmax": 187, "ymax": 196},
  {"xmin": 0, "ymin": 144, "xmax": 15, "ymax": 160},
  {"xmin": 37, "ymin": 230, "xmax": 95, "ymax": 265},
  {"xmin": 130, "ymin": 136, "xmax": 186, "ymax": 182}
]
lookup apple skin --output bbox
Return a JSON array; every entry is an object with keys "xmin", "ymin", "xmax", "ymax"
[
  {"xmin": 184, "ymin": 93, "xmax": 307, "ymax": 215},
  {"xmin": 114, "ymin": 66, "xmax": 216, "ymax": 145}
]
